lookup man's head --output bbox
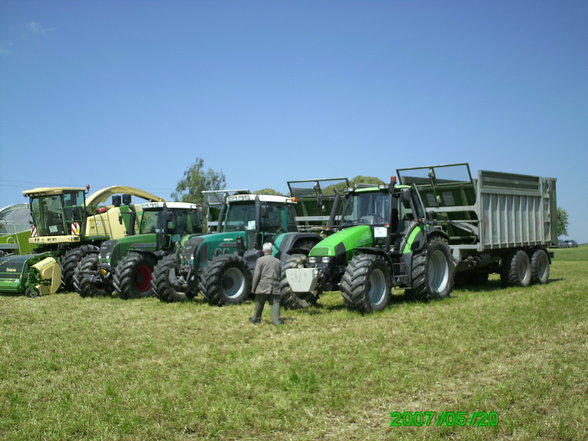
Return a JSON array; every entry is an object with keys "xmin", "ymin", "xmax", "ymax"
[{"xmin": 262, "ymin": 242, "xmax": 273, "ymax": 255}]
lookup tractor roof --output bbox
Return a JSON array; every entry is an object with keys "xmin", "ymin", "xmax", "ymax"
[
  {"xmin": 226, "ymin": 194, "xmax": 295, "ymax": 204},
  {"xmin": 141, "ymin": 202, "xmax": 198, "ymax": 210},
  {"xmin": 23, "ymin": 187, "xmax": 86, "ymax": 197}
]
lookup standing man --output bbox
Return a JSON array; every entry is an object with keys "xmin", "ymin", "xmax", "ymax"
[{"xmin": 250, "ymin": 242, "xmax": 283, "ymax": 325}]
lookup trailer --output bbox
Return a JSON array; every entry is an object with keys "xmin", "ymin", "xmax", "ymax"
[{"xmin": 397, "ymin": 163, "xmax": 556, "ymax": 286}]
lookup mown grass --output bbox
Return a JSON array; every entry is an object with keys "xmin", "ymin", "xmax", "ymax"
[{"xmin": 1, "ymin": 246, "xmax": 587, "ymax": 440}]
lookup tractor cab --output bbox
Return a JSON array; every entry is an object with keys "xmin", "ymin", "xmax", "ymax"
[
  {"xmin": 24, "ymin": 188, "xmax": 87, "ymax": 239},
  {"xmin": 139, "ymin": 202, "xmax": 202, "ymax": 245},
  {"xmin": 223, "ymin": 194, "xmax": 298, "ymax": 250}
]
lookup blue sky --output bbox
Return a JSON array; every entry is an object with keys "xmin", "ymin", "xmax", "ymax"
[{"xmin": 1, "ymin": 0, "xmax": 587, "ymax": 242}]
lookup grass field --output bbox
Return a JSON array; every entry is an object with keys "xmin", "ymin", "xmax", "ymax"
[{"xmin": 1, "ymin": 246, "xmax": 587, "ymax": 440}]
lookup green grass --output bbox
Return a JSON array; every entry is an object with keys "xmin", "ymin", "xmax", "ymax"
[{"xmin": 1, "ymin": 246, "xmax": 587, "ymax": 440}]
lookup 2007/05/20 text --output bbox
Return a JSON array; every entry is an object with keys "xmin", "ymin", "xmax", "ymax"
[{"xmin": 389, "ymin": 411, "xmax": 499, "ymax": 427}]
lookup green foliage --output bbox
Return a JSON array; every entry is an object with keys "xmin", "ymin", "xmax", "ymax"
[
  {"xmin": 1, "ymin": 247, "xmax": 587, "ymax": 440},
  {"xmin": 556, "ymin": 207, "xmax": 569, "ymax": 237},
  {"xmin": 253, "ymin": 188, "xmax": 286, "ymax": 196},
  {"xmin": 171, "ymin": 158, "xmax": 226, "ymax": 203},
  {"xmin": 323, "ymin": 175, "xmax": 385, "ymax": 194}
]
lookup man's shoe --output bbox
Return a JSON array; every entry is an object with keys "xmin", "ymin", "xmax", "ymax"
[
  {"xmin": 249, "ymin": 318, "xmax": 261, "ymax": 324},
  {"xmin": 273, "ymin": 320, "xmax": 284, "ymax": 325}
]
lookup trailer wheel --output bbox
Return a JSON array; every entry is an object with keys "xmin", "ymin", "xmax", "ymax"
[
  {"xmin": 279, "ymin": 254, "xmax": 319, "ymax": 309},
  {"xmin": 530, "ymin": 248, "xmax": 550, "ymax": 284},
  {"xmin": 61, "ymin": 245, "xmax": 99, "ymax": 292},
  {"xmin": 76, "ymin": 253, "xmax": 112, "ymax": 297},
  {"xmin": 501, "ymin": 250, "xmax": 531, "ymax": 287},
  {"xmin": 113, "ymin": 252, "xmax": 156, "ymax": 299},
  {"xmin": 340, "ymin": 254, "xmax": 391, "ymax": 313},
  {"xmin": 153, "ymin": 254, "xmax": 197, "ymax": 302},
  {"xmin": 202, "ymin": 254, "xmax": 252, "ymax": 306},
  {"xmin": 407, "ymin": 238, "xmax": 454, "ymax": 300}
]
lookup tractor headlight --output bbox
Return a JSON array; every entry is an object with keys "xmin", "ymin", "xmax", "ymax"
[
  {"xmin": 321, "ymin": 256, "xmax": 331, "ymax": 263},
  {"xmin": 308, "ymin": 257, "xmax": 317, "ymax": 264}
]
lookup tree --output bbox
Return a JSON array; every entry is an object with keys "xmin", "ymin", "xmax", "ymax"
[
  {"xmin": 171, "ymin": 158, "xmax": 226, "ymax": 203},
  {"xmin": 556, "ymin": 207, "xmax": 569, "ymax": 237},
  {"xmin": 323, "ymin": 176, "xmax": 385, "ymax": 194},
  {"xmin": 253, "ymin": 188, "xmax": 286, "ymax": 196}
]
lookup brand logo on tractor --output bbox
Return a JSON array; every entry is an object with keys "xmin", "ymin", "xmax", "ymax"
[{"xmin": 71, "ymin": 223, "xmax": 81, "ymax": 235}]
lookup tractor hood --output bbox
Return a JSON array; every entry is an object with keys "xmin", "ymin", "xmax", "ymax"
[
  {"xmin": 308, "ymin": 225, "xmax": 373, "ymax": 260},
  {"xmin": 189, "ymin": 231, "xmax": 247, "ymax": 266}
]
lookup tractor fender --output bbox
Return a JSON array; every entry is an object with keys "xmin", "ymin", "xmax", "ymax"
[{"xmin": 278, "ymin": 232, "xmax": 323, "ymax": 258}]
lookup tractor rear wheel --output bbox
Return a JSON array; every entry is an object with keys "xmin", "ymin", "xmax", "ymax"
[
  {"xmin": 153, "ymin": 254, "xmax": 197, "ymax": 302},
  {"xmin": 61, "ymin": 245, "xmax": 99, "ymax": 292},
  {"xmin": 340, "ymin": 254, "xmax": 391, "ymax": 313},
  {"xmin": 202, "ymin": 254, "xmax": 252, "ymax": 306},
  {"xmin": 279, "ymin": 254, "xmax": 319, "ymax": 309},
  {"xmin": 406, "ymin": 238, "xmax": 454, "ymax": 300},
  {"xmin": 500, "ymin": 250, "xmax": 531, "ymax": 287},
  {"xmin": 75, "ymin": 253, "xmax": 112, "ymax": 297},
  {"xmin": 530, "ymin": 248, "xmax": 550, "ymax": 284},
  {"xmin": 113, "ymin": 252, "xmax": 156, "ymax": 299}
]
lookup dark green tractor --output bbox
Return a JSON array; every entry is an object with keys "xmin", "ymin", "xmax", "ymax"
[
  {"xmin": 154, "ymin": 181, "xmax": 345, "ymax": 306},
  {"xmin": 282, "ymin": 178, "xmax": 455, "ymax": 313},
  {"xmin": 75, "ymin": 202, "xmax": 202, "ymax": 299}
]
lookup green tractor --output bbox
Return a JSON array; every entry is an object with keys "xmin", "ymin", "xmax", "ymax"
[
  {"xmin": 0, "ymin": 186, "xmax": 164, "ymax": 296},
  {"xmin": 282, "ymin": 175, "xmax": 455, "ymax": 313},
  {"xmin": 154, "ymin": 180, "xmax": 345, "ymax": 305},
  {"xmin": 75, "ymin": 201, "xmax": 202, "ymax": 299}
]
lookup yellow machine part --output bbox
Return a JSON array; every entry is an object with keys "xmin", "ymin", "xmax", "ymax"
[
  {"xmin": 85, "ymin": 204, "xmax": 143, "ymax": 239},
  {"xmin": 31, "ymin": 257, "xmax": 62, "ymax": 295}
]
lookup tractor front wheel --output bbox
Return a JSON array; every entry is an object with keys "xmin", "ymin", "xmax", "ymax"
[
  {"xmin": 279, "ymin": 254, "xmax": 319, "ymax": 309},
  {"xmin": 75, "ymin": 253, "xmax": 112, "ymax": 297},
  {"xmin": 61, "ymin": 245, "xmax": 99, "ymax": 292},
  {"xmin": 153, "ymin": 254, "xmax": 197, "ymax": 302},
  {"xmin": 202, "ymin": 254, "xmax": 252, "ymax": 306},
  {"xmin": 113, "ymin": 252, "xmax": 156, "ymax": 299},
  {"xmin": 340, "ymin": 254, "xmax": 391, "ymax": 313}
]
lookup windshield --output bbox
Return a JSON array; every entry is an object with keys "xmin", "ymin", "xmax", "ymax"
[
  {"xmin": 342, "ymin": 191, "xmax": 390, "ymax": 226},
  {"xmin": 224, "ymin": 202, "xmax": 257, "ymax": 232},
  {"xmin": 140, "ymin": 209, "xmax": 201, "ymax": 235},
  {"xmin": 30, "ymin": 190, "xmax": 85, "ymax": 236}
]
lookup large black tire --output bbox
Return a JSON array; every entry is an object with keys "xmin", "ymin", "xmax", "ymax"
[
  {"xmin": 406, "ymin": 238, "xmax": 454, "ymax": 300},
  {"xmin": 500, "ymin": 249, "xmax": 531, "ymax": 287},
  {"xmin": 113, "ymin": 252, "xmax": 156, "ymax": 299},
  {"xmin": 61, "ymin": 245, "xmax": 99, "ymax": 292},
  {"xmin": 279, "ymin": 254, "xmax": 319, "ymax": 309},
  {"xmin": 153, "ymin": 254, "xmax": 197, "ymax": 302},
  {"xmin": 530, "ymin": 248, "xmax": 550, "ymax": 284},
  {"xmin": 75, "ymin": 253, "xmax": 112, "ymax": 297},
  {"xmin": 202, "ymin": 254, "xmax": 252, "ymax": 306},
  {"xmin": 340, "ymin": 254, "xmax": 391, "ymax": 313}
]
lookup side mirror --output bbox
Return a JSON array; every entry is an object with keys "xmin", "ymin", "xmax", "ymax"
[
  {"xmin": 112, "ymin": 195, "xmax": 122, "ymax": 207},
  {"xmin": 122, "ymin": 194, "xmax": 132, "ymax": 205}
]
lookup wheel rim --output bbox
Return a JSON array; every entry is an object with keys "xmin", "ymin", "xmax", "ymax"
[
  {"xmin": 368, "ymin": 268, "xmax": 387, "ymax": 306},
  {"xmin": 222, "ymin": 267, "xmax": 246, "ymax": 299},
  {"xmin": 428, "ymin": 250, "xmax": 449, "ymax": 293},
  {"xmin": 134, "ymin": 264, "xmax": 152, "ymax": 292},
  {"xmin": 517, "ymin": 255, "xmax": 530, "ymax": 283},
  {"xmin": 536, "ymin": 251, "xmax": 549, "ymax": 280}
]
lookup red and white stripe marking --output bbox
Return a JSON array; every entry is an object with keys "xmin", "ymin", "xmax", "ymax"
[
  {"xmin": 71, "ymin": 222, "xmax": 81, "ymax": 235},
  {"xmin": 31, "ymin": 225, "xmax": 38, "ymax": 237}
]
